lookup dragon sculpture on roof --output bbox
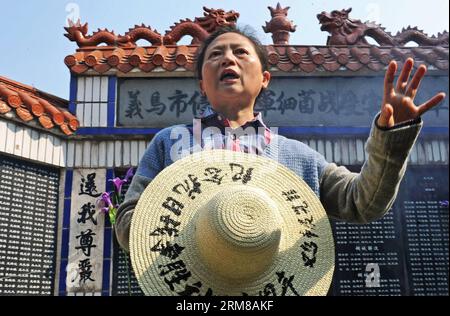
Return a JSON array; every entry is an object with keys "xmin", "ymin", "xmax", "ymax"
[
  {"xmin": 64, "ymin": 7, "xmax": 239, "ymax": 48},
  {"xmin": 164, "ymin": 7, "xmax": 239, "ymax": 44},
  {"xmin": 317, "ymin": 8, "xmax": 448, "ymax": 46}
]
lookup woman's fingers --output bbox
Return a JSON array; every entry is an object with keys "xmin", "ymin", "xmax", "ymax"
[
  {"xmin": 381, "ymin": 59, "xmax": 445, "ymax": 124},
  {"xmin": 417, "ymin": 92, "xmax": 446, "ymax": 116},
  {"xmin": 378, "ymin": 103, "xmax": 394, "ymax": 128},
  {"xmin": 396, "ymin": 58, "xmax": 414, "ymax": 93},
  {"xmin": 384, "ymin": 61, "xmax": 397, "ymax": 100},
  {"xmin": 405, "ymin": 64, "xmax": 427, "ymax": 99}
]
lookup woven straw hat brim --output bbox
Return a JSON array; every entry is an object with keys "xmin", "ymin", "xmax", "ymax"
[{"xmin": 130, "ymin": 150, "xmax": 335, "ymax": 296}]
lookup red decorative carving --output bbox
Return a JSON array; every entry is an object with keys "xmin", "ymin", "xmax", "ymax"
[
  {"xmin": 64, "ymin": 19, "xmax": 162, "ymax": 48},
  {"xmin": 317, "ymin": 8, "xmax": 449, "ymax": 46},
  {"xmin": 63, "ymin": 7, "xmax": 449, "ymax": 75},
  {"xmin": 65, "ymin": 7, "xmax": 239, "ymax": 48},
  {"xmin": 163, "ymin": 7, "xmax": 239, "ymax": 44},
  {"xmin": 263, "ymin": 3, "xmax": 296, "ymax": 44},
  {"xmin": 124, "ymin": 23, "xmax": 163, "ymax": 46}
]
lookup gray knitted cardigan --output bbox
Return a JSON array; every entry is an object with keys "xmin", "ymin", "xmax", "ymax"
[{"xmin": 115, "ymin": 115, "xmax": 422, "ymax": 252}]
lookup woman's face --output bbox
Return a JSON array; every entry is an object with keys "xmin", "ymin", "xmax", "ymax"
[{"xmin": 199, "ymin": 32, "xmax": 271, "ymax": 112}]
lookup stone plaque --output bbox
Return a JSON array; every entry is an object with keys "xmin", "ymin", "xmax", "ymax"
[
  {"xmin": 330, "ymin": 166, "xmax": 448, "ymax": 296},
  {"xmin": 67, "ymin": 169, "xmax": 105, "ymax": 293},
  {"xmin": 117, "ymin": 77, "xmax": 448, "ymax": 128},
  {"xmin": 0, "ymin": 154, "xmax": 59, "ymax": 295}
]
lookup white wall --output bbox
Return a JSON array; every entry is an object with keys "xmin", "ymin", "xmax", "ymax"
[
  {"xmin": 76, "ymin": 76, "xmax": 109, "ymax": 128},
  {"xmin": 0, "ymin": 119, "xmax": 66, "ymax": 167},
  {"xmin": 1, "ymin": 118, "xmax": 448, "ymax": 168}
]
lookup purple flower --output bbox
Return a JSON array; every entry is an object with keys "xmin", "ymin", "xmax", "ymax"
[
  {"xmin": 108, "ymin": 168, "xmax": 134, "ymax": 195},
  {"xmin": 98, "ymin": 170, "xmax": 134, "ymax": 226},
  {"xmin": 99, "ymin": 206, "xmax": 110, "ymax": 213},
  {"xmin": 124, "ymin": 167, "xmax": 134, "ymax": 182},
  {"xmin": 100, "ymin": 192, "xmax": 113, "ymax": 208},
  {"xmin": 96, "ymin": 192, "xmax": 114, "ymax": 214},
  {"xmin": 109, "ymin": 177, "xmax": 127, "ymax": 194}
]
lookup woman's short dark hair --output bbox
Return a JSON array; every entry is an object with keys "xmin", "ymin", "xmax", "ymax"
[{"xmin": 195, "ymin": 26, "xmax": 269, "ymax": 79}]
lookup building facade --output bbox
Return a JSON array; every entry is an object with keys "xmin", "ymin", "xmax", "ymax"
[{"xmin": 0, "ymin": 5, "xmax": 448, "ymax": 295}]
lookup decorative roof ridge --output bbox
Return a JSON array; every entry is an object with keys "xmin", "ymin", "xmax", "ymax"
[
  {"xmin": 0, "ymin": 75, "xmax": 79, "ymax": 136},
  {"xmin": 64, "ymin": 6, "xmax": 239, "ymax": 48},
  {"xmin": 64, "ymin": 44, "xmax": 449, "ymax": 75},
  {"xmin": 0, "ymin": 76, "xmax": 68, "ymax": 108},
  {"xmin": 317, "ymin": 8, "xmax": 448, "ymax": 46},
  {"xmin": 64, "ymin": 6, "xmax": 449, "ymax": 49},
  {"xmin": 72, "ymin": 44, "xmax": 450, "ymax": 52},
  {"xmin": 63, "ymin": 6, "xmax": 449, "ymax": 75}
]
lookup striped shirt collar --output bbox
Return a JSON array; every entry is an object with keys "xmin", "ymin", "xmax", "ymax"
[
  {"xmin": 195, "ymin": 105, "xmax": 269, "ymax": 130},
  {"xmin": 193, "ymin": 106, "xmax": 272, "ymax": 154}
]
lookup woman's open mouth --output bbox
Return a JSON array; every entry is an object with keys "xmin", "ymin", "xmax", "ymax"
[{"xmin": 220, "ymin": 69, "xmax": 240, "ymax": 84}]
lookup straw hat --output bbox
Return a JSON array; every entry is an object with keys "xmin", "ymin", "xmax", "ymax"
[{"xmin": 130, "ymin": 150, "xmax": 335, "ymax": 296}]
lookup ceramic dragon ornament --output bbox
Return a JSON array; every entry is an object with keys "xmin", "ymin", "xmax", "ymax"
[
  {"xmin": 64, "ymin": 6, "xmax": 240, "ymax": 48},
  {"xmin": 317, "ymin": 8, "xmax": 448, "ymax": 46}
]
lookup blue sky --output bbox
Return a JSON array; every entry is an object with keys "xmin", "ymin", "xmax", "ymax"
[{"xmin": 0, "ymin": 0, "xmax": 448, "ymax": 99}]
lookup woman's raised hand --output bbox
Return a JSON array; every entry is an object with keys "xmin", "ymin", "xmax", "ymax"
[{"xmin": 377, "ymin": 58, "xmax": 446, "ymax": 128}]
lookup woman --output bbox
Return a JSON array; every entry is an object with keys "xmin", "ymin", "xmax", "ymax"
[{"xmin": 115, "ymin": 26, "xmax": 445, "ymax": 252}]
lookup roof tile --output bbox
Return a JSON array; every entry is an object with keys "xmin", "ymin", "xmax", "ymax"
[
  {"xmin": 93, "ymin": 63, "xmax": 112, "ymax": 74},
  {"xmin": 16, "ymin": 106, "xmax": 34, "ymax": 122},
  {"xmin": 175, "ymin": 46, "xmax": 190, "ymax": 66},
  {"xmin": 0, "ymin": 84, "xmax": 21, "ymax": 107},
  {"xmin": 107, "ymin": 48, "xmax": 127, "ymax": 66},
  {"xmin": 38, "ymin": 115, "xmax": 54, "ymax": 130},
  {"xmin": 369, "ymin": 46, "xmax": 390, "ymax": 64},
  {"xmin": 65, "ymin": 44, "xmax": 449, "ymax": 76},
  {"xmin": 16, "ymin": 90, "xmax": 44, "ymax": 116},
  {"xmin": 152, "ymin": 46, "xmax": 168, "ymax": 66},
  {"xmin": 435, "ymin": 60, "xmax": 448, "ymax": 70},
  {"xmin": 138, "ymin": 62, "xmax": 157, "ymax": 73},
  {"xmin": 0, "ymin": 76, "xmax": 79, "ymax": 135},
  {"xmin": 59, "ymin": 123, "xmax": 73, "ymax": 136},
  {"xmin": 299, "ymin": 62, "xmax": 317, "ymax": 73},
  {"xmin": 287, "ymin": 47, "xmax": 301, "ymax": 64},
  {"xmin": 129, "ymin": 47, "xmax": 148, "ymax": 66},
  {"xmin": 350, "ymin": 47, "xmax": 370, "ymax": 64},
  {"xmin": 366, "ymin": 61, "xmax": 383, "ymax": 72},
  {"xmin": 63, "ymin": 7, "xmax": 448, "ymax": 75},
  {"xmin": 322, "ymin": 61, "xmax": 341, "ymax": 72},
  {"xmin": 0, "ymin": 99, "xmax": 11, "ymax": 114},
  {"xmin": 85, "ymin": 50, "xmax": 104, "ymax": 67}
]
